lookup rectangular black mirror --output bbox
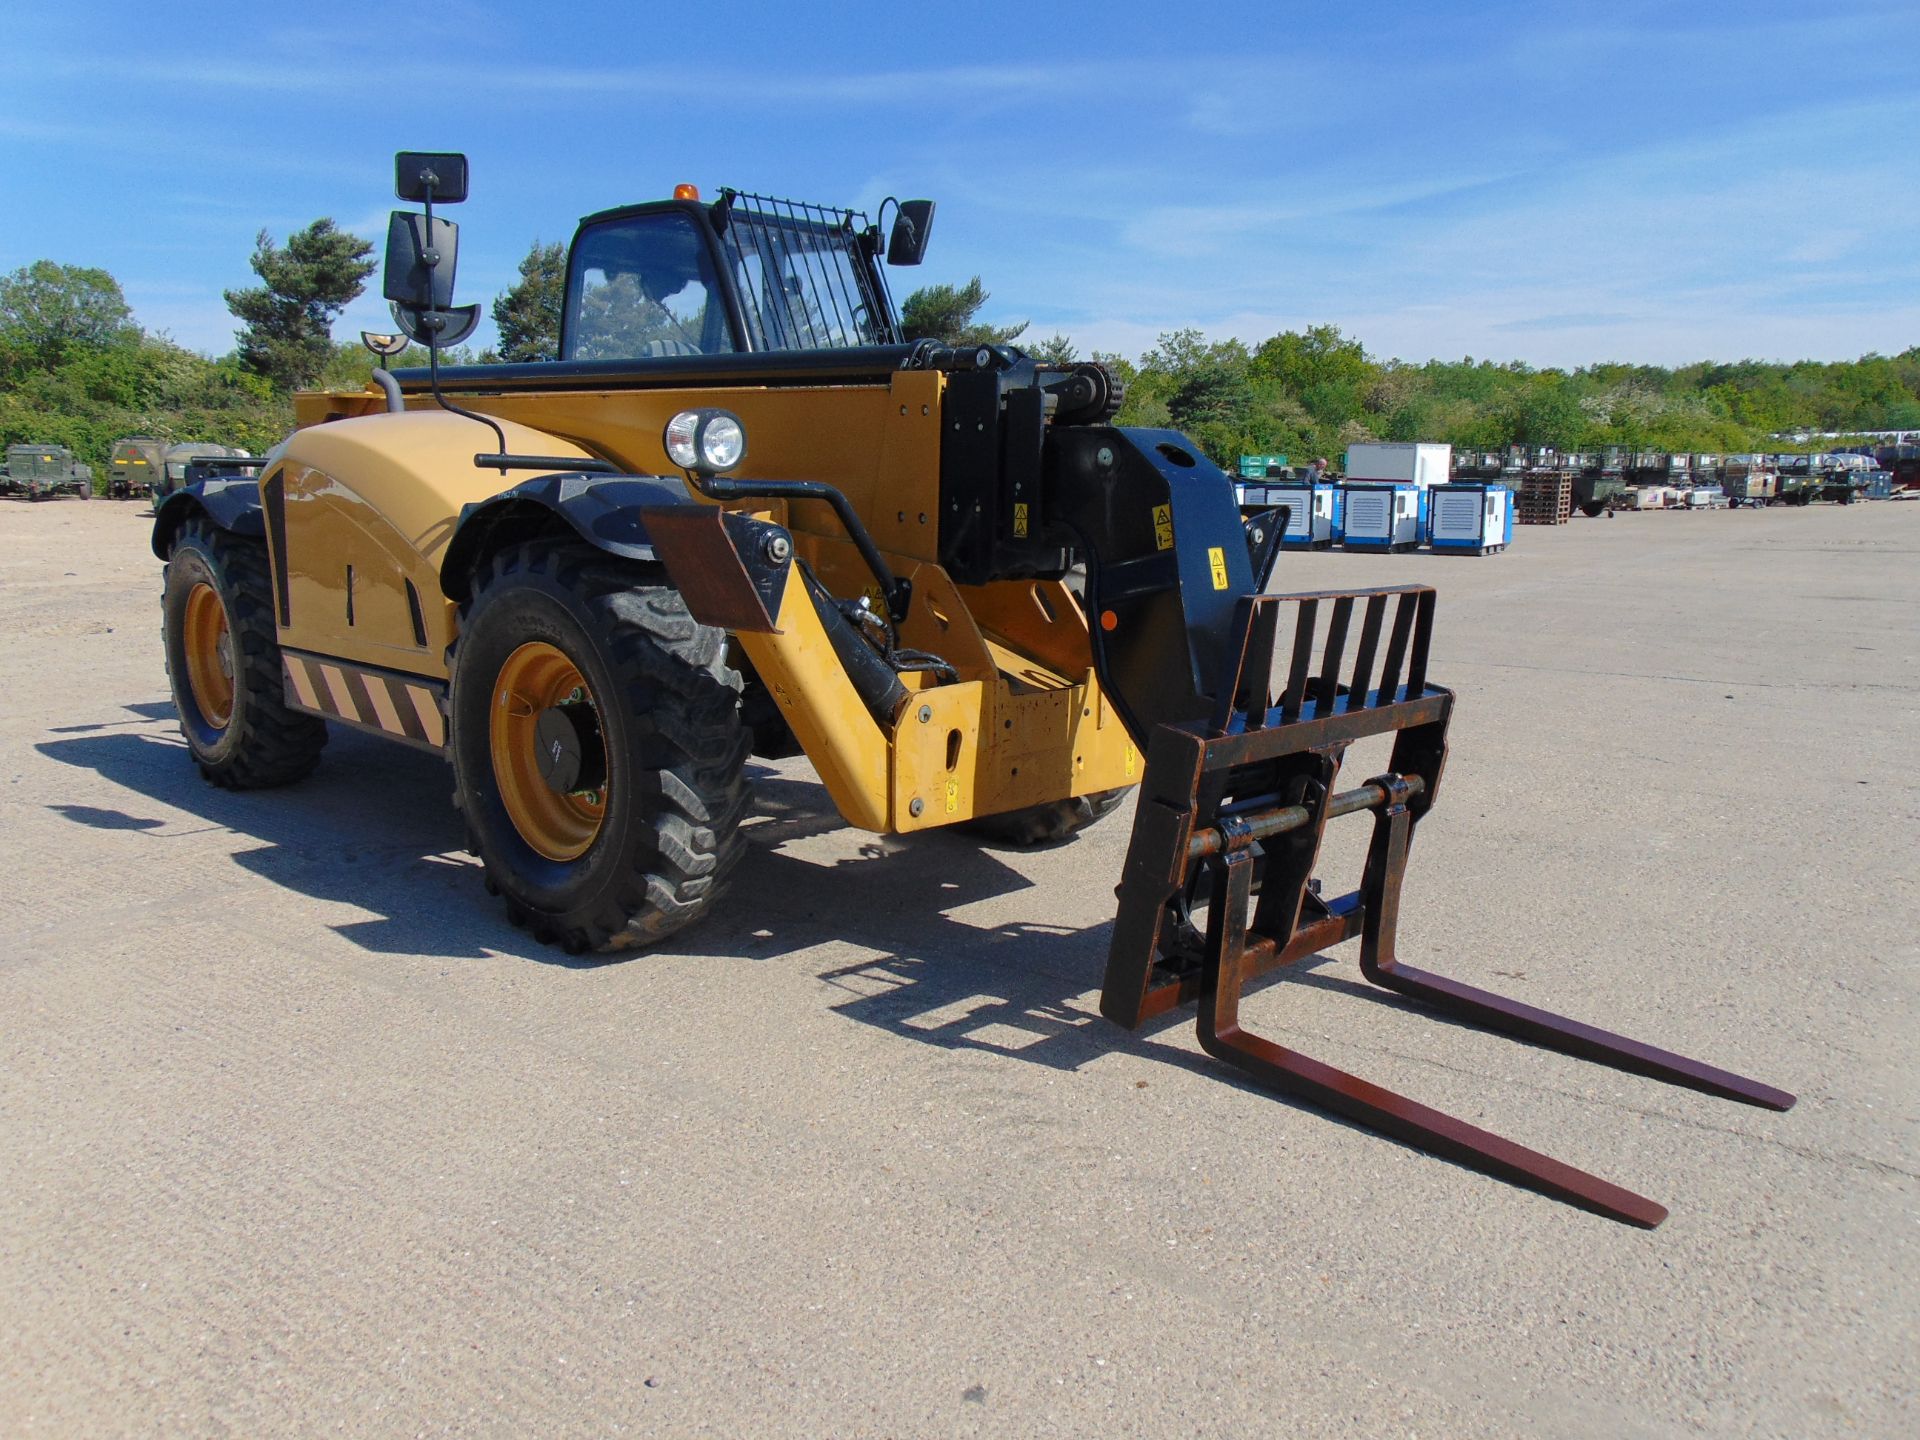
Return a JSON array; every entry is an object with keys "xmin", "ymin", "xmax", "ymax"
[
  {"xmin": 382, "ymin": 212, "xmax": 459, "ymax": 309},
  {"xmin": 394, "ymin": 151, "xmax": 468, "ymax": 204},
  {"xmin": 887, "ymin": 198, "xmax": 935, "ymax": 265}
]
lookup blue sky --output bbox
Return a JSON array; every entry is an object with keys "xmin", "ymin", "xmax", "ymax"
[{"xmin": 2, "ymin": 1, "xmax": 1915, "ymax": 368}]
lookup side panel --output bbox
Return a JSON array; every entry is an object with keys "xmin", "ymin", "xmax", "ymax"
[
  {"xmin": 446, "ymin": 371, "xmax": 946, "ymax": 568},
  {"xmin": 272, "ymin": 410, "xmax": 595, "ymax": 678}
]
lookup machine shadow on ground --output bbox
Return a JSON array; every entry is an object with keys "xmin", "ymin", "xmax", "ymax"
[{"xmin": 38, "ymin": 703, "xmax": 1475, "ymax": 1118}]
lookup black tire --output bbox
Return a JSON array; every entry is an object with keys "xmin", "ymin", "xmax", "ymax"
[
  {"xmin": 449, "ymin": 541, "xmax": 750, "ymax": 953},
  {"xmin": 161, "ymin": 518, "xmax": 327, "ymax": 789},
  {"xmin": 960, "ymin": 787, "xmax": 1129, "ymax": 847}
]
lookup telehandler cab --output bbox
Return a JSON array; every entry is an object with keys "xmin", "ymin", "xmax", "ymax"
[{"xmin": 153, "ymin": 152, "xmax": 1791, "ymax": 1225}]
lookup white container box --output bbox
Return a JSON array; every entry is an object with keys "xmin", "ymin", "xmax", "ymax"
[
  {"xmin": 1344, "ymin": 442, "xmax": 1453, "ymax": 488},
  {"xmin": 1428, "ymin": 483, "xmax": 1512, "ymax": 554}
]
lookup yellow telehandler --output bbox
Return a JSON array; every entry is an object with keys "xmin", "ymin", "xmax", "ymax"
[{"xmin": 152, "ymin": 153, "xmax": 1790, "ymax": 1224}]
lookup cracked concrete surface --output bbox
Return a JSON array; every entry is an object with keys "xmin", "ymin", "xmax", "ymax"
[{"xmin": 1, "ymin": 498, "xmax": 1915, "ymax": 1437}]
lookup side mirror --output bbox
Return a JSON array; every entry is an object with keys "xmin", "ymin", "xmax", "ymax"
[
  {"xmin": 383, "ymin": 212, "xmax": 459, "ymax": 310},
  {"xmin": 390, "ymin": 302, "xmax": 481, "ymax": 348},
  {"xmin": 395, "ymin": 151, "xmax": 468, "ymax": 203},
  {"xmin": 887, "ymin": 199, "xmax": 935, "ymax": 265}
]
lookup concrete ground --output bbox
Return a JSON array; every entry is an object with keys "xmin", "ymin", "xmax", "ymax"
[{"xmin": 1, "ymin": 496, "xmax": 1914, "ymax": 1438}]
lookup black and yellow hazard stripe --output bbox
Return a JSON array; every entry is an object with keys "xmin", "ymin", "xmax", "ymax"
[{"xmin": 282, "ymin": 650, "xmax": 447, "ymax": 752}]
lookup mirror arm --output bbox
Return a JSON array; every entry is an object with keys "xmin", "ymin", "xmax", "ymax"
[{"xmin": 414, "ymin": 180, "xmax": 508, "ymax": 459}]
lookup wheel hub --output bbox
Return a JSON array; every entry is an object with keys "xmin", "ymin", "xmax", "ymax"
[
  {"xmin": 489, "ymin": 641, "xmax": 608, "ymax": 862},
  {"xmin": 534, "ymin": 702, "xmax": 605, "ymax": 796},
  {"xmin": 182, "ymin": 581, "xmax": 235, "ymax": 729}
]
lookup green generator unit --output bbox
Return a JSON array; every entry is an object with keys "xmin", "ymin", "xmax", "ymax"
[
  {"xmin": 1571, "ymin": 471, "xmax": 1624, "ymax": 517},
  {"xmin": 1, "ymin": 445, "xmax": 92, "ymax": 501}
]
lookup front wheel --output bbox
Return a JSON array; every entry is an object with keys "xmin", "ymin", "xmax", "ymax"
[{"xmin": 449, "ymin": 541, "xmax": 750, "ymax": 953}]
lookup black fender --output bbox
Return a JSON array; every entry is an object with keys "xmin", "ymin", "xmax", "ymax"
[
  {"xmin": 439, "ymin": 471, "xmax": 793, "ymax": 633},
  {"xmin": 150, "ymin": 477, "xmax": 267, "ymax": 560},
  {"xmin": 438, "ymin": 472, "xmax": 695, "ymax": 602}
]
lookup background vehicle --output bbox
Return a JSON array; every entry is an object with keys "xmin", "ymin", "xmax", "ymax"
[
  {"xmin": 1, "ymin": 444, "xmax": 92, "ymax": 500},
  {"xmin": 1722, "ymin": 455, "xmax": 1778, "ymax": 507},
  {"xmin": 148, "ymin": 151, "xmax": 1792, "ymax": 1226},
  {"xmin": 107, "ymin": 437, "xmax": 166, "ymax": 499},
  {"xmin": 106, "ymin": 439, "xmax": 254, "ymax": 500}
]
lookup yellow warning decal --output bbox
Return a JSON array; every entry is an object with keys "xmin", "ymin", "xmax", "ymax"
[
  {"xmin": 944, "ymin": 778, "xmax": 960, "ymax": 814},
  {"xmin": 1013, "ymin": 502, "xmax": 1030, "ymax": 538},
  {"xmin": 1124, "ymin": 744, "xmax": 1137, "ymax": 778},
  {"xmin": 1207, "ymin": 546, "xmax": 1229, "ymax": 590},
  {"xmin": 1152, "ymin": 504, "xmax": 1174, "ymax": 550}
]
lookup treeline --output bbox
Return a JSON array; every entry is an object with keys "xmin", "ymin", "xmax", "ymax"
[
  {"xmin": 911, "ymin": 282, "xmax": 1920, "ymax": 462},
  {"xmin": 1078, "ymin": 325, "xmax": 1920, "ymax": 466},
  {"xmin": 4, "ymin": 237, "xmax": 1917, "ymax": 472},
  {"xmin": 0, "ymin": 228, "xmax": 462, "ymax": 466}
]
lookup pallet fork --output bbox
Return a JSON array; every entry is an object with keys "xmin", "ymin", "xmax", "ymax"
[{"xmin": 1102, "ymin": 586, "xmax": 1794, "ymax": 1227}]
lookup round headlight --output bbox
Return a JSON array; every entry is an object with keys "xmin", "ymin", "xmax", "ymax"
[
  {"xmin": 663, "ymin": 411, "xmax": 700, "ymax": 469},
  {"xmin": 700, "ymin": 414, "xmax": 746, "ymax": 472}
]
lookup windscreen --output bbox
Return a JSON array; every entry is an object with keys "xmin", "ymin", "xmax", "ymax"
[{"xmin": 564, "ymin": 211, "xmax": 729, "ymax": 362}]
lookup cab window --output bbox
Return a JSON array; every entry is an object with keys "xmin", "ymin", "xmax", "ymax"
[{"xmin": 565, "ymin": 213, "xmax": 732, "ymax": 361}]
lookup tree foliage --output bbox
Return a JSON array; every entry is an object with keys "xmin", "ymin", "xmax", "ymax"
[
  {"xmin": 0, "ymin": 261, "xmax": 139, "ymax": 378},
  {"xmin": 1098, "ymin": 323, "xmax": 1920, "ymax": 465},
  {"xmin": 224, "ymin": 220, "xmax": 375, "ymax": 390},
  {"xmin": 7, "ymin": 244, "xmax": 1918, "ymax": 492},
  {"xmin": 900, "ymin": 277, "xmax": 1028, "ymax": 347},
  {"xmin": 1029, "ymin": 333, "xmax": 1079, "ymax": 365},
  {"xmin": 492, "ymin": 240, "xmax": 566, "ymax": 363}
]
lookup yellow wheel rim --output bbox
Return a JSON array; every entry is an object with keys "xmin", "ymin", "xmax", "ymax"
[
  {"xmin": 182, "ymin": 582, "xmax": 235, "ymax": 728},
  {"xmin": 489, "ymin": 641, "xmax": 607, "ymax": 862}
]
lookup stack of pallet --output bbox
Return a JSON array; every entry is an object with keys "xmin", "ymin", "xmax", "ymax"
[{"xmin": 1516, "ymin": 472, "xmax": 1573, "ymax": 525}]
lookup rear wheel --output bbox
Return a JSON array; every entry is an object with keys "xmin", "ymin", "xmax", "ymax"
[
  {"xmin": 961, "ymin": 788, "xmax": 1129, "ymax": 847},
  {"xmin": 450, "ymin": 541, "xmax": 750, "ymax": 953},
  {"xmin": 161, "ymin": 519, "xmax": 327, "ymax": 789}
]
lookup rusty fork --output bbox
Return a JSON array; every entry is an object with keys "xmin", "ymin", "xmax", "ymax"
[{"xmin": 1103, "ymin": 587, "xmax": 1794, "ymax": 1228}]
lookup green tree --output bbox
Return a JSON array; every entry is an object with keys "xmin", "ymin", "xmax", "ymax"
[
  {"xmin": 1030, "ymin": 333, "xmax": 1078, "ymax": 365},
  {"xmin": 1251, "ymin": 325, "xmax": 1376, "ymax": 397},
  {"xmin": 0, "ymin": 261, "xmax": 138, "ymax": 377},
  {"xmin": 224, "ymin": 220, "xmax": 376, "ymax": 391},
  {"xmin": 1110, "ymin": 330, "xmax": 1263, "ymax": 462},
  {"xmin": 492, "ymin": 240, "xmax": 566, "ymax": 363},
  {"xmin": 1494, "ymin": 372, "xmax": 1584, "ymax": 446},
  {"xmin": 899, "ymin": 277, "xmax": 1028, "ymax": 347}
]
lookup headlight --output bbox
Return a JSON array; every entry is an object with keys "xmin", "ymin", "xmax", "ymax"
[
  {"xmin": 662, "ymin": 409, "xmax": 747, "ymax": 476},
  {"xmin": 700, "ymin": 414, "xmax": 745, "ymax": 471},
  {"xmin": 663, "ymin": 411, "xmax": 701, "ymax": 469}
]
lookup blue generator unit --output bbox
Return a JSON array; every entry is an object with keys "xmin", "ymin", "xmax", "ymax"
[
  {"xmin": 1259, "ymin": 481, "xmax": 1342, "ymax": 548},
  {"xmin": 1340, "ymin": 482, "xmax": 1427, "ymax": 552},
  {"xmin": 1427, "ymin": 483, "xmax": 1513, "ymax": 554}
]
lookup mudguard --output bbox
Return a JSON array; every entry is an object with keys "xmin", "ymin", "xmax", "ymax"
[
  {"xmin": 150, "ymin": 476, "xmax": 268, "ymax": 559},
  {"xmin": 438, "ymin": 472, "xmax": 696, "ymax": 601},
  {"xmin": 439, "ymin": 472, "xmax": 791, "ymax": 633}
]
